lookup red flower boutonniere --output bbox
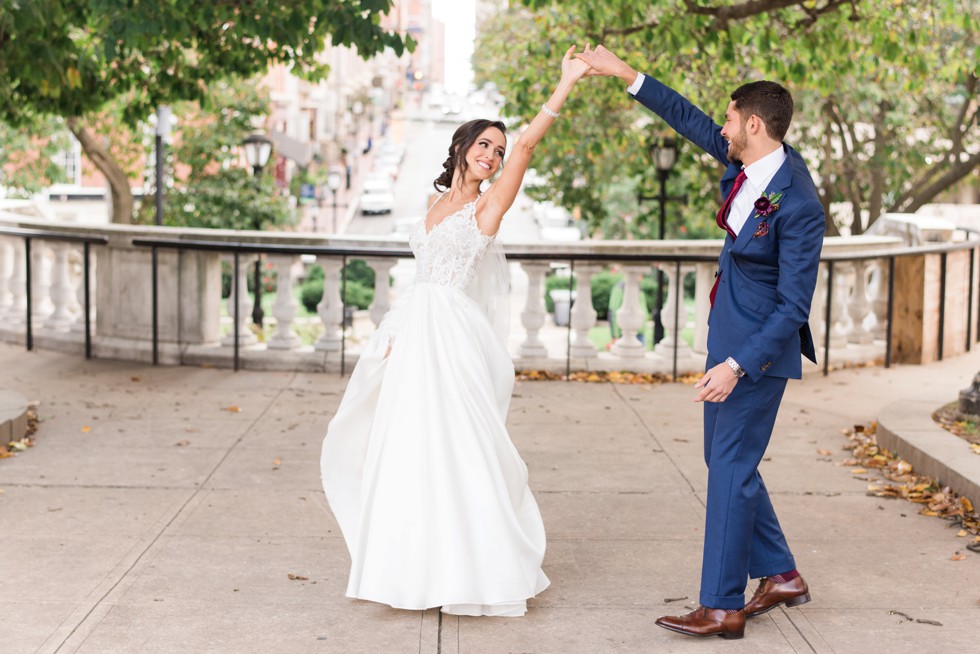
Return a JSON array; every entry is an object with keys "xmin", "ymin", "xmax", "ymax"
[{"xmin": 752, "ymin": 191, "xmax": 783, "ymax": 238}]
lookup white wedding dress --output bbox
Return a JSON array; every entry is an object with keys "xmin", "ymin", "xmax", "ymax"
[{"xmin": 320, "ymin": 197, "xmax": 549, "ymax": 617}]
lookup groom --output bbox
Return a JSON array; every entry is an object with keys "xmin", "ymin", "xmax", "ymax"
[{"xmin": 577, "ymin": 46, "xmax": 825, "ymax": 639}]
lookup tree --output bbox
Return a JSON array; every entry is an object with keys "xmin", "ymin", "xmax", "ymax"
[
  {"xmin": 0, "ymin": 1, "xmax": 412, "ymax": 223},
  {"xmin": 137, "ymin": 78, "xmax": 293, "ymax": 231},
  {"xmin": 0, "ymin": 118, "xmax": 70, "ymax": 197},
  {"xmin": 475, "ymin": 0, "xmax": 978, "ymax": 237}
]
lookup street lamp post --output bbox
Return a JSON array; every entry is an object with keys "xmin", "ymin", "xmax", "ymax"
[
  {"xmin": 638, "ymin": 137, "xmax": 685, "ymax": 344},
  {"xmin": 154, "ymin": 106, "xmax": 172, "ymax": 227},
  {"xmin": 326, "ymin": 168, "xmax": 343, "ymax": 234},
  {"xmin": 242, "ymin": 133, "xmax": 273, "ymax": 330}
]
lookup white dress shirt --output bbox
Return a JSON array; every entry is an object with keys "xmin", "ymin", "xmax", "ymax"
[
  {"xmin": 628, "ymin": 73, "xmax": 787, "ymax": 235},
  {"xmin": 727, "ymin": 147, "xmax": 786, "ymax": 235}
]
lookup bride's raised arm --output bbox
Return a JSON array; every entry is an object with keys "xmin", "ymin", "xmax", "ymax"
[{"xmin": 476, "ymin": 45, "xmax": 590, "ymax": 234}]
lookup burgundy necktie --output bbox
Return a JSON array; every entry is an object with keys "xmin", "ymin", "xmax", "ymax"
[{"xmin": 709, "ymin": 170, "xmax": 747, "ymax": 307}]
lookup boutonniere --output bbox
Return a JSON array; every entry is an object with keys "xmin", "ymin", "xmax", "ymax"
[{"xmin": 752, "ymin": 191, "xmax": 783, "ymax": 238}]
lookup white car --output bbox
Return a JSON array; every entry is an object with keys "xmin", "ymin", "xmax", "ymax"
[
  {"xmin": 359, "ymin": 178, "xmax": 395, "ymax": 215},
  {"xmin": 373, "ymin": 153, "xmax": 401, "ymax": 180}
]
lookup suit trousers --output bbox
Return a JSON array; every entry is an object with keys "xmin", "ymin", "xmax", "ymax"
[{"xmin": 699, "ymin": 360, "xmax": 795, "ymax": 609}]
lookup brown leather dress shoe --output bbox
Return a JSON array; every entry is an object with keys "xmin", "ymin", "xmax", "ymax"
[
  {"xmin": 744, "ymin": 576, "xmax": 811, "ymax": 617},
  {"xmin": 655, "ymin": 606, "xmax": 745, "ymax": 640}
]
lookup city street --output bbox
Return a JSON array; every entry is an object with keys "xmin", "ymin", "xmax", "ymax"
[{"xmin": 345, "ymin": 97, "xmax": 545, "ymax": 244}]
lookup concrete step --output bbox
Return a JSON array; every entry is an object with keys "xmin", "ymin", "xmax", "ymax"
[{"xmin": 0, "ymin": 389, "xmax": 30, "ymax": 445}]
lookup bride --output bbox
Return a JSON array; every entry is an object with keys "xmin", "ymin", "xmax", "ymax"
[{"xmin": 321, "ymin": 47, "xmax": 590, "ymax": 617}]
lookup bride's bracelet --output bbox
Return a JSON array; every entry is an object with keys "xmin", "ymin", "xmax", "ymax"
[{"xmin": 541, "ymin": 103, "xmax": 560, "ymax": 119}]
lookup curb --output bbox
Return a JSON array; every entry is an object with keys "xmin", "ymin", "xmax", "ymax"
[
  {"xmin": 0, "ymin": 389, "xmax": 29, "ymax": 445},
  {"xmin": 877, "ymin": 399, "xmax": 980, "ymax": 507}
]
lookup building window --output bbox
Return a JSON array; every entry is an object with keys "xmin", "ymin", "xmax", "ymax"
[{"xmin": 57, "ymin": 139, "xmax": 83, "ymax": 186}]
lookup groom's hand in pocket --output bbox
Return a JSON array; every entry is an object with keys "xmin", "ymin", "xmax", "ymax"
[{"xmin": 694, "ymin": 362, "xmax": 739, "ymax": 403}]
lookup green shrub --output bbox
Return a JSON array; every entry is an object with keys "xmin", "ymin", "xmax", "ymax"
[
  {"xmin": 299, "ymin": 278, "xmax": 373, "ymax": 312},
  {"xmin": 589, "ymin": 270, "xmax": 622, "ymax": 319}
]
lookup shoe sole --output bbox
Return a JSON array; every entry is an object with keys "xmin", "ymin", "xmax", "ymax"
[
  {"xmin": 655, "ymin": 621, "xmax": 744, "ymax": 640},
  {"xmin": 746, "ymin": 592, "xmax": 811, "ymax": 619}
]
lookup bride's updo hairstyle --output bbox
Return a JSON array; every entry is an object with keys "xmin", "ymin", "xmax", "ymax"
[{"xmin": 433, "ymin": 118, "xmax": 507, "ymax": 193}]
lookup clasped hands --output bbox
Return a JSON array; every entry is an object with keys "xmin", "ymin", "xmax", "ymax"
[{"xmin": 561, "ymin": 44, "xmax": 637, "ymax": 85}]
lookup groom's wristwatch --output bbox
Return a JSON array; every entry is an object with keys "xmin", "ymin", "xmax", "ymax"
[{"xmin": 725, "ymin": 356, "xmax": 746, "ymax": 378}]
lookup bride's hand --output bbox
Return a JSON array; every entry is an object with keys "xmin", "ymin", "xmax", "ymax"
[{"xmin": 561, "ymin": 45, "xmax": 592, "ymax": 83}]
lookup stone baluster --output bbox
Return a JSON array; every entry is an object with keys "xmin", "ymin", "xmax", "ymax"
[
  {"xmin": 654, "ymin": 264, "xmax": 693, "ymax": 359},
  {"xmin": 31, "ymin": 244, "xmax": 54, "ymax": 321},
  {"xmin": 570, "ymin": 264, "xmax": 599, "ymax": 358},
  {"xmin": 611, "ymin": 265, "xmax": 648, "ymax": 358},
  {"xmin": 5, "ymin": 239, "xmax": 26, "ymax": 324},
  {"xmin": 808, "ymin": 262, "xmax": 827, "ymax": 354},
  {"xmin": 45, "ymin": 243, "xmax": 76, "ymax": 331},
  {"xmin": 869, "ymin": 259, "xmax": 889, "ymax": 341},
  {"xmin": 831, "ymin": 264, "xmax": 850, "ymax": 348},
  {"xmin": 366, "ymin": 258, "xmax": 396, "ymax": 327},
  {"xmin": 692, "ymin": 262, "xmax": 713, "ymax": 354},
  {"xmin": 221, "ymin": 254, "xmax": 258, "ymax": 347},
  {"xmin": 519, "ymin": 262, "xmax": 550, "ymax": 358},
  {"xmin": 267, "ymin": 255, "xmax": 301, "ymax": 350},
  {"xmin": 315, "ymin": 258, "xmax": 344, "ymax": 352},
  {"xmin": 845, "ymin": 259, "xmax": 874, "ymax": 344},
  {"xmin": 70, "ymin": 250, "xmax": 94, "ymax": 334}
]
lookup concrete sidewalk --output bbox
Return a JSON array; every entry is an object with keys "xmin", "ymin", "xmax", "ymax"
[{"xmin": 1, "ymin": 343, "xmax": 978, "ymax": 653}]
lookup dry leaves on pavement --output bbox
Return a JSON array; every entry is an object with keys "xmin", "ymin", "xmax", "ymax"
[
  {"xmin": 515, "ymin": 370, "xmax": 702, "ymax": 384},
  {"xmin": 839, "ymin": 423, "xmax": 980, "ymax": 546},
  {"xmin": 2, "ymin": 403, "xmax": 39, "ymax": 462}
]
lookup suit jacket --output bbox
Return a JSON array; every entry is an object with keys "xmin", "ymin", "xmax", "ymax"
[{"xmin": 633, "ymin": 76, "xmax": 825, "ymax": 381}]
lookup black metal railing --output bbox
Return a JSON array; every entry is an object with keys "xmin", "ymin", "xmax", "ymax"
[
  {"xmin": 0, "ymin": 232, "xmax": 899, "ymax": 378},
  {"xmin": 0, "ymin": 227, "xmax": 108, "ymax": 359}
]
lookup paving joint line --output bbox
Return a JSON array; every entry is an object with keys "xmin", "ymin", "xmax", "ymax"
[
  {"xmin": 612, "ymin": 383, "xmax": 701, "ymax": 501},
  {"xmin": 50, "ymin": 372, "xmax": 299, "ymax": 653}
]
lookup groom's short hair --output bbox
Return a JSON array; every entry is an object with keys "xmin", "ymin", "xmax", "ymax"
[{"xmin": 731, "ymin": 81, "xmax": 793, "ymax": 142}]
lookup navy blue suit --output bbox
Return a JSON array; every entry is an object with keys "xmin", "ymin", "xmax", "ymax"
[{"xmin": 633, "ymin": 76, "xmax": 825, "ymax": 609}]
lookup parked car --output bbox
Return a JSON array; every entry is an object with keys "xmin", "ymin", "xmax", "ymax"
[
  {"xmin": 359, "ymin": 177, "xmax": 395, "ymax": 215},
  {"xmin": 373, "ymin": 153, "xmax": 402, "ymax": 181}
]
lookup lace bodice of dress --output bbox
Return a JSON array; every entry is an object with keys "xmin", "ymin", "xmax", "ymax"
[{"xmin": 409, "ymin": 201, "xmax": 494, "ymax": 289}]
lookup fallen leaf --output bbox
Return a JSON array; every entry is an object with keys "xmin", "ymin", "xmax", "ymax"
[
  {"xmin": 951, "ymin": 553, "xmax": 967, "ymax": 561},
  {"xmin": 273, "ymin": 457, "xmax": 282, "ymax": 468},
  {"xmin": 175, "ymin": 440, "xmax": 191, "ymax": 447},
  {"xmin": 287, "ymin": 574, "xmax": 308, "ymax": 581},
  {"xmin": 817, "ymin": 449, "xmax": 833, "ymax": 456},
  {"xmin": 850, "ymin": 468, "xmax": 868, "ymax": 475},
  {"xmin": 916, "ymin": 619, "xmax": 943, "ymax": 626},
  {"xmin": 0, "ymin": 451, "xmax": 13, "ymax": 459},
  {"xmin": 7, "ymin": 440, "xmax": 28, "ymax": 452},
  {"xmin": 957, "ymin": 530, "xmax": 969, "ymax": 537},
  {"xmin": 81, "ymin": 426, "xmax": 92, "ymax": 433},
  {"xmin": 221, "ymin": 405, "xmax": 242, "ymax": 413},
  {"xmin": 131, "ymin": 376, "xmax": 141, "ymax": 382},
  {"xmin": 971, "ymin": 443, "xmax": 980, "ymax": 455}
]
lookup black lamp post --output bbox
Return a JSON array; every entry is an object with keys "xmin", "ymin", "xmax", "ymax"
[
  {"xmin": 243, "ymin": 133, "xmax": 273, "ymax": 329},
  {"xmin": 638, "ymin": 137, "xmax": 684, "ymax": 344},
  {"xmin": 326, "ymin": 168, "xmax": 343, "ymax": 234}
]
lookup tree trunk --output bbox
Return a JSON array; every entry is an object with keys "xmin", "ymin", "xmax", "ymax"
[
  {"xmin": 895, "ymin": 150, "xmax": 980, "ymax": 213},
  {"xmin": 66, "ymin": 118, "xmax": 134, "ymax": 224}
]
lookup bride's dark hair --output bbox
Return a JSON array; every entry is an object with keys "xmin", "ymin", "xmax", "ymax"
[{"xmin": 433, "ymin": 119, "xmax": 507, "ymax": 193}]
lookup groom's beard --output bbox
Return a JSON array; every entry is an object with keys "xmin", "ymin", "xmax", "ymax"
[{"xmin": 727, "ymin": 126, "xmax": 748, "ymax": 163}]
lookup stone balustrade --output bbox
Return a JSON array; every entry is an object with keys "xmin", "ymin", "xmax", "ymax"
[{"xmin": 2, "ymin": 210, "xmax": 975, "ymax": 375}]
